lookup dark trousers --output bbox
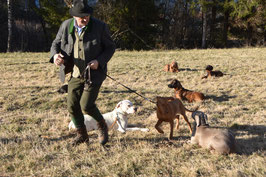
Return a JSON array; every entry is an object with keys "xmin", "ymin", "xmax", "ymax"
[{"xmin": 67, "ymin": 77, "xmax": 104, "ymax": 128}]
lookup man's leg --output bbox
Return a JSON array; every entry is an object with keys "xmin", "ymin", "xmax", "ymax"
[
  {"xmin": 67, "ymin": 77, "xmax": 89, "ymax": 145},
  {"xmin": 80, "ymin": 84, "xmax": 108, "ymax": 145}
]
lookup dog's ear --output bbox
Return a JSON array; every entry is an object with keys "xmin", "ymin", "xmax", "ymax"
[
  {"xmin": 203, "ymin": 114, "xmax": 208, "ymax": 125},
  {"xmin": 173, "ymin": 79, "xmax": 180, "ymax": 86},
  {"xmin": 156, "ymin": 99, "xmax": 168, "ymax": 114},
  {"xmin": 177, "ymin": 82, "xmax": 182, "ymax": 88},
  {"xmin": 196, "ymin": 116, "xmax": 201, "ymax": 127},
  {"xmin": 156, "ymin": 96, "xmax": 162, "ymax": 101},
  {"xmin": 116, "ymin": 102, "xmax": 122, "ymax": 109}
]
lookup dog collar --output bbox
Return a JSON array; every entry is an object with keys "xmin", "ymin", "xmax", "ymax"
[{"xmin": 109, "ymin": 112, "xmax": 123, "ymax": 130}]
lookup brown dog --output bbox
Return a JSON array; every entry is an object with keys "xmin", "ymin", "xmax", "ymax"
[
  {"xmin": 155, "ymin": 96, "xmax": 198, "ymax": 140},
  {"xmin": 168, "ymin": 79, "xmax": 205, "ymax": 103},
  {"xmin": 202, "ymin": 65, "xmax": 224, "ymax": 79},
  {"xmin": 164, "ymin": 64, "xmax": 170, "ymax": 72},
  {"xmin": 164, "ymin": 61, "xmax": 179, "ymax": 72}
]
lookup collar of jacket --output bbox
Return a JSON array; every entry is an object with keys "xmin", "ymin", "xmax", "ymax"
[{"xmin": 69, "ymin": 17, "xmax": 93, "ymax": 35}]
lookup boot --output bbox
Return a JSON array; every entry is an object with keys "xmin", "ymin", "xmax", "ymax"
[
  {"xmin": 72, "ymin": 126, "xmax": 89, "ymax": 146},
  {"xmin": 97, "ymin": 119, "xmax": 108, "ymax": 145}
]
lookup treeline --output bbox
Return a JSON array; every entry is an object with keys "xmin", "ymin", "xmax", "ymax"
[{"xmin": 1, "ymin": 0, "xmax": 265, "ymax": 52}]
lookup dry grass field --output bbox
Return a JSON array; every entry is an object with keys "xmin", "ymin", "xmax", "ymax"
[{"xmin": 0, "ymin": 48, "xmax": 265, "ymax": 176}]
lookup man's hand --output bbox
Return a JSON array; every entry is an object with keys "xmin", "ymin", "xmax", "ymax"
[
  {"xmin": 89, "ymin": 60, "xmax": 99, "ymax": 70},
  {"xmin": 53, "ymin": 54, "xmax": 64, "ymax": 66}
]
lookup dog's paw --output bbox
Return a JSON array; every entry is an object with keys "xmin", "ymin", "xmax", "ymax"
[
  {"xmin": 141, "ymin": 128, "xmax": 149, "ymax": 132},
  {"xmin": 118, "ymin": 128, "xmax": 126, "ymax": 134},
  {"xmin": 190, "ymin": 137, "xmax": 198, "ymax": 144}
]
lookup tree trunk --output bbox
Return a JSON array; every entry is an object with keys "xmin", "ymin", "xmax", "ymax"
[
  {"xmin": 223, "ymin": 10, "xmax": 229, "ymax": 48},
  {"xmin": 210, "ymin": 4, "xmax": 216, "ymax": 46},
  {"xmin": 201, "ymin": 10, "xmax": 207, "ymax": 49},
  {"xmin": 7, "ymin": 0, "xmax": 13, "ymax": 52},
  {"xmin": 247, "ymin": 22, "xmax": 252, "ymax": 46}
]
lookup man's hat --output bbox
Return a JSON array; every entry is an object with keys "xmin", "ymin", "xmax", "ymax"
[{"xmin": 69, "ymin": 0, "xmax": 93, "ymax": 17}]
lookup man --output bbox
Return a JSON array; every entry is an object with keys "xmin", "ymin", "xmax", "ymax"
[{"xmin": 50, "ymin": 0, "xmax": 116, "ymax": 146}]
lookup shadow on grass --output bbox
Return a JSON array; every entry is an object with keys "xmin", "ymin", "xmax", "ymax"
[
  {"xmin": 0, "ymin": 134, "xmax": 76, "ymax": 145},
  {"xmin": 2, "ymin": 62, "xmax": 48, "ymax": 66},
  {"xmin": 113, "ymin": 135, "xmax": 191, "ymax": 149},
  {"xmin": 40, "ymin": 134, "xmax": 76, "ymax": 142},
  {"xmin": 178, "ymin": 68, "xmax": 199, "ymax": 72},
  {"xmin": 205, "ymin": 94, "xmax": 237, "ymax": 102},
  {"xmin": 230, "ymin": 124, "xmax": 266, "ymax": 155},
  {"xmin": 0, "ymin": 137, "xmax": 23, "ymax": 144},
  {"xmin": 4, "ymin": 86, "xmax": 54, "ymax": 91}
]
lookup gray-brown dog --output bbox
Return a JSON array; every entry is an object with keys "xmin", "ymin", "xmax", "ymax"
[
  {"xmin": 191, "ymin": 111, "xmax": 236, "ymax": 154},
  {"xmin": 168, "ymin": 79, "xmax": 205, "ymax": 103},
  {"xmin": 156, "ymin": 96, "xmax": 198, "ymax": 140}
]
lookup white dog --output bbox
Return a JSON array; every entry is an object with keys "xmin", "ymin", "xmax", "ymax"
[{"xmin": 68, "ymin": 100, "xmax": 149, "ymax": 133}]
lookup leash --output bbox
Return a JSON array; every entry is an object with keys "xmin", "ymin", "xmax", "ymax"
[
  {"xmin": 80, "ymin": 65, "xmax": 92, "ymax": 91},
  {"xmin": 82, "ymin": 64, "xmax": 156, "ymax": 104},
  {"xmin": 104, "ymin": 73, "xmax": 156, "ymax": 104},
  {"xmin": 109, "ymin": 118, "xmax": 118, "ymax": 130},
  {"xmin": 109, "ymin": 112, "xmax": 123, "ymax": 130}
]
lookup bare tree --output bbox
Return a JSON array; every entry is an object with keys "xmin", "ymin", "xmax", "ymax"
[
  {"xmin": 210, "ymin": 3, "xmax": 217, "ymax": 46},
  {"xmin": 223, "ymin": 10, "xmax": 229, "ymax": 47},
  {"xmin": 201, "ymin": 10, "xmax": 207, "ymax": 49},
  {"xmin": 7, "ymin": 0, "xmax": 13, "ymax": 52}
]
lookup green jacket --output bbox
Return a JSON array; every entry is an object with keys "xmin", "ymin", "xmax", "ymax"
[{"xmin": 50, "ymin": 17, "xmax": 116, "ymax": 85}]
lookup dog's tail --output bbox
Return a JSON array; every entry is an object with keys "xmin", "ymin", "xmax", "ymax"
[{"xmin": 184, "ymin": 105, "xmax": 200, "ymax": 113}]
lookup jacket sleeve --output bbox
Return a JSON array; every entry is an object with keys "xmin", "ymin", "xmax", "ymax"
[
  {"xmin": 97, "ymin": 23, "xmax": 116, "ymax": 68},
  {"xmin": 49, "ymin": 23, "xmax": 64, "ymax": 63}
]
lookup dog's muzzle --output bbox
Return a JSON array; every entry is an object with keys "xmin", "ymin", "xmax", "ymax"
[{"xmin": 168, "ymin": 84, "xmax": 174, "ymax": 88}]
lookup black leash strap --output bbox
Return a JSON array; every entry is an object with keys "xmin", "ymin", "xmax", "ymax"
[
  {"xmin": 82, "ymin": 65, "xmax": 156, "ymax": 104},
  {"xmin": 83, "ymin": 65, "xmax": 92, "ymax": 91},
  {"xmin": 105, "ymin": 73, "xmax": 156, "ymax": 104}
]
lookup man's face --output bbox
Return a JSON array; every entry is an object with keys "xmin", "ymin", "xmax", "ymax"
[{"xmin": 74, "ymin": 15, "xmax": 90, "ymax": 27}]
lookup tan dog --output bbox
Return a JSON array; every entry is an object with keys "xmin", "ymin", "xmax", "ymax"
[
  {"xmin": 168, "ymin": 79, "xmax": 205, "ymax": 103},
  {"xmin": 164, "ymin": 64, "xmax": 170, "ymax": 72},
  {"xmin": 155, "ymin": 96, "xmax": 198, "ymax": 140},
  {"xmin": 202, "ymin": 65, "xmax": 224, "ymax": 79},
  {"xmin": 191, "ymin": 111, "xmax": 236, "ymax": 154},
  {"xmin": 164, "ymin": 61, "xmax": 179, "ymax": 72}
]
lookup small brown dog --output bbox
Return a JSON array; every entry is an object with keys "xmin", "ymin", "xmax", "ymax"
[
  {"xmin": 202, "ymin": 65, "xmax": 224, "ymax": 79},
  {"xmin": 168, "ymin": 79, "xmax": 205, "ymax": 103},
  {"xmin": 164, "ymin": 61, "xmax": 179, "ymax": 72},
  {"xmin": 155, "ymin": 96, "xmax": 198, "ymax": 140}
]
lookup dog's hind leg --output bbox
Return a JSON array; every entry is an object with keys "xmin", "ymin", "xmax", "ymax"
[
  {"xmin": 169, "ymin": 120, "xmax": 174, "ymax": 140},
  {"xmin": 182, "ymin": 114, "xmax": 192, "ymax": 134},
  {"xmin": 175, "ymin": 115, "xmax": 180, "ymax": 130},
  {"xmin": 155, "ymin": 120, "xmax": 164, "ymax": 134}
]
